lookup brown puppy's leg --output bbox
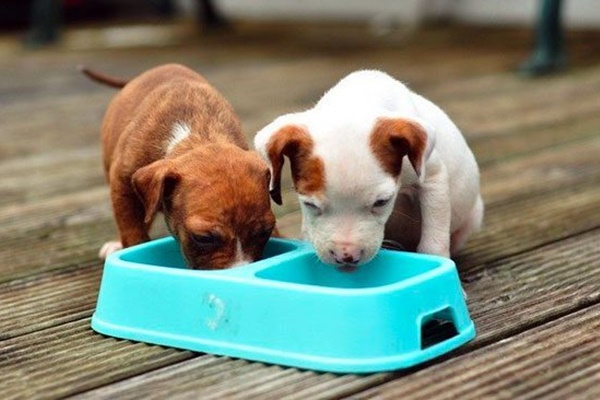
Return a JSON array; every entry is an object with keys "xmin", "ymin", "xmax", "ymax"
[
  {"xmin": 99, "ymin": 178, "xmax": 150, "ymax": 259},
  {"xmin": 112, "ymin": 179, "xmax": 151, "ymax": 247}
]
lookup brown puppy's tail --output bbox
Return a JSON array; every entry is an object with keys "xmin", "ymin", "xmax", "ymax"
[{"xmin": 79, "ymin": 66, "xmax": 129, "ymax": 89}]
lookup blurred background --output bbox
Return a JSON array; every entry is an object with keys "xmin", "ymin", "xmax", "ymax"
[{"xmin": 3, "ymin": 0, "xmax": 600, "ymax": 48}]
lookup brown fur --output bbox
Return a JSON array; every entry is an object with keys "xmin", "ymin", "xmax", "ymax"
[
  {"xmin": 369, "ymin": 118, "xmax": 427, "ymax": 178},
  {"xmin": 89, "ymin": 63, "xmax": 276, "ymax": 269},
  {"xmin": 264, "ymin": 125, "xmax": 325, "ymax": 204}
]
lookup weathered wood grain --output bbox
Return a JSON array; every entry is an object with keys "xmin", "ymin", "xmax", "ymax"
[
  {"xmin": 441, "ymin": 69, "xmax": 600, "ymax": 137},
  {"xmin": 457, "ymin": 176, "xmax": 600, "ymax": 271},
  {"xmin": 0, "ymin": 147, "xmax": 104, "ymax": 207},
  {"xmin": 480, "ymin": 135, "xmax": 600, "ymax": 206},
  {"xmin": 0, "ymin": 263, "xmax": 100, "ymax": 339},
  {"xmin": 0, "ymin": 320, "xmax": 195, "ymax": 400}
]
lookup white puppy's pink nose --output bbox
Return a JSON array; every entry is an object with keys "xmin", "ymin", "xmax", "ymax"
[{"xmin": 329, "ymin": 242, "xmax": 364, "ymax": 265}]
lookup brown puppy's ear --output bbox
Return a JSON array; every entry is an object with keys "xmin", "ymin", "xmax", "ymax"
[
  {"xmin": 370, "ymin": 118, "xmax": 428, "ymax": 178},
  {"xmin": 261, "ymin": 125, "xmax": 324, "ymax": 205},
  {"xmin": 132, "ymin": 160, "xmax": 180, "ymax": 225}
]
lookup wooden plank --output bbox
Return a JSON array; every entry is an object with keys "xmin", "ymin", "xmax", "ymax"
[
  {"xmin": 0, "ymin": 263, "xmax": 100, "ymax": 340},
  {"xmin": 460, "ymin": 228, "xmax": 600, "ymax": 341},
  {"xmin": 0, "ymin": 186, "xmax": 175, "ymax": 283},
  {"xmin": 480, "ymin": 135, "xmax": 600, "ymax": 206},
  {"xmin": 349, "ymin": 304, "xmax": 600, "ymax": 400},
  {"xmin": 0, "ymin": 93, "xmax": 105, "ymax": 160},
  {"xmin": 471, "ymin": 114, "xmax": 600, "ymax": 167},
  {"xmin": 0, "ymin": 187, "xmax": 114, "ymax": 283},
  {"xmin": 70, "ymin": 357, "xmax": 290, "ymax": 400},
  {"xmin": 458, "ymin": 177, "xmax": 600, "ymax": 271},
  {"xmin": 441, "ymin": 69, "xmax": 600, "ymax": 138},
  {"xmin": 0, "ymin": 320, "xmax": 195, "ymax": 400},
  {"xmin": 0, "ymin": 146, "xmax": 104, "ymax": 207},
  {"xmin": 0, "ymin": 220, "xmax": 113, "ymax": 282}
]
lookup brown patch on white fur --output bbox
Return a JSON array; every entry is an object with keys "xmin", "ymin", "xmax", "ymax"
[
  {"xmin": 369, "ymin": 118, "xmax": 427, "ymax": 178},
  {"xmin": 264, "ymin": 125, "xmax": 325, "ymax": 204}
]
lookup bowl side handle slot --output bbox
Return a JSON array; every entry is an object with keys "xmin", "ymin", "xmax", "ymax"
[{"xmin": 419, "ymin": 307, "xmax": 460, "ymax": 350}]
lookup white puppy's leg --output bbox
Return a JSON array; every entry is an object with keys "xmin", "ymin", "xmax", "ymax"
[
  {"xmin": 450, "ymin": 194, "xmax": 484, "ymax": 255},
  {"xmin": 417, "ymin": 156, "xmax": 452, "ymax": 257}
]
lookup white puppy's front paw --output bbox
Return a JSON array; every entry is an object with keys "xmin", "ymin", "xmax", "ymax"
[{"xmin": 99, "ymin": 241, "xmax": 123, "ymax": 259}]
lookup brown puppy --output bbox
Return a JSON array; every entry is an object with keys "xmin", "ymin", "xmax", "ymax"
[{"xmin": 83, "ymin": 64, "xmax": 276, "ymax": 269}]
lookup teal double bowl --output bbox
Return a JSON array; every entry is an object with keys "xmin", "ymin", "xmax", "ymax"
[{"xmin": 92, "ymin": 237, "xmax": 475, "ymax": 373}]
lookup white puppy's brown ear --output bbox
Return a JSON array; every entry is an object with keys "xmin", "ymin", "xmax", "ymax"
[
  {"xmin": 370, "ymin": 118, "xmax": 428, "ymax": 177},
  {"xmin": 132, "ymin": 160, "xmax": 180, "ymax": 225},
  {"xmin": 255, "ymin": 125, "xmax": 323, "ymax": 205}
]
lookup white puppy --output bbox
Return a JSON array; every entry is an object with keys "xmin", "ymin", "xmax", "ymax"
[{"xmin": 255, "ymin": 70, "xmax": 483, "ymax": 269}]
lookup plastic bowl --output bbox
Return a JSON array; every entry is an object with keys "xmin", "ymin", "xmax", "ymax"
[{"xmin": 91, "ymin": 237, "xmax": 475, "ymax": 373}]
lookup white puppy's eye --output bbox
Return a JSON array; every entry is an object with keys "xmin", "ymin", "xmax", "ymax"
[
  {"xmin": 302, "ymin": 201, "xmax": 323, "ymax": 215},
  {"xmin": 372, "ymin": 198, "xmax": 391, "ymax": 208}
]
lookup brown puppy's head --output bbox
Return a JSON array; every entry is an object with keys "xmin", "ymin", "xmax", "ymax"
[{"xmin": 132, "ymin": 144, "xmax": 276, "ymax": 269}]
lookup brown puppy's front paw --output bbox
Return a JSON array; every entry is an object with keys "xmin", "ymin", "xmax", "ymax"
[{"xmin": 99, "ymin": 241, "xmax": 123, "ymax": 259}]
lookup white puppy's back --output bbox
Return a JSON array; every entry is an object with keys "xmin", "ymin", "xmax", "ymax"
[{"xmin": 315, "ymin": 70, "xmax": 415, "ymax": 116}]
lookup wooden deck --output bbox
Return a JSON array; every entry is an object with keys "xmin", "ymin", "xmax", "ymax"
[{"xmin": 2, "ymin": 20, "xmax": 600, "ymax": 399}]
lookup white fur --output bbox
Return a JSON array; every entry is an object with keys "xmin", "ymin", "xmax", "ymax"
[
  {"xmin": 228, "ymin": 239, "xmax": 252, "ymax": 268},
  {"xmin": 255, "ymin": 70, "xmax": 483, "ymax": 265},
  {"xmin": 99, "ymin": 240, "xmax": 123, "ymax": 259},
  {"xmin": 166, "ymin": 122, "xmax": 191, "ymax": 154}
]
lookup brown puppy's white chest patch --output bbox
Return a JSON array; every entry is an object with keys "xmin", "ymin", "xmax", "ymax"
[
  {"xmin": 229, "ymin": 239, "xmax": 252, "ymax": 268},
  {"xmin": 166, "ymin": 122, "xmax": 192, "ymax": 154}
]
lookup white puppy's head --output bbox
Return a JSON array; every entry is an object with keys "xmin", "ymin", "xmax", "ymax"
[{"xmin": 255, "ymin": 112, "xmax": 427, "ymax": 270}]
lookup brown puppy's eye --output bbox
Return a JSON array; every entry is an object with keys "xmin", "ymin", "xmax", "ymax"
[
  {"xmin": 256, "ymin": 227, "xmax": 274, "ymax": 241},
  {"xmin": 190, "ymin": 232, "xmax": 222, "ymax": 248}
]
